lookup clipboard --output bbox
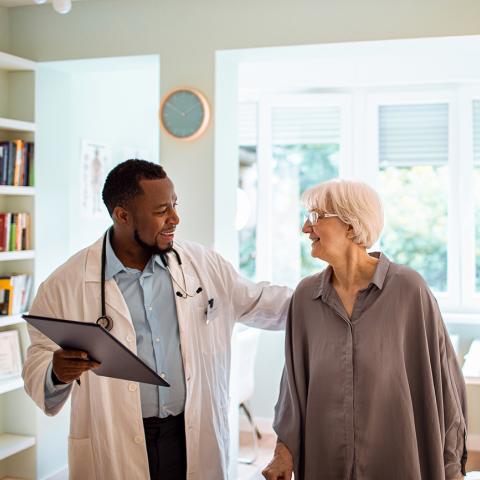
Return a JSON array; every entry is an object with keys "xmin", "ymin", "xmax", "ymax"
[{"xmin": 23, "ymin": 314, "xmax": 169, "ymax": 387}]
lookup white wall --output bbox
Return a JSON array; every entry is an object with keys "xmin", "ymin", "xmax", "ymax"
[
  {"xmin": 65, "ymin": 58, "xmax": 160, "ymax": 253},
  {"xmin": 36, "ymin": 55, "xmax": 160, "ymax": 285}
]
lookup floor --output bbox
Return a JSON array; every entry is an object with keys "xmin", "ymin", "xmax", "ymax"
[
  {"xmin": 237, "ymin": 431, "xmax": 276, "ymax": 480},
  {"xmin": 236, "ymin": 433, "xmax": 480, "ymax": 480}
]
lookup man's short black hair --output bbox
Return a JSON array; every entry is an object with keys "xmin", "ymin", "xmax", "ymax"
[{"xmin": 102, "ymin": 159, "xmax": 167, "ymax": 216}]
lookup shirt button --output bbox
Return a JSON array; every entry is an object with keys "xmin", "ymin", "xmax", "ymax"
[
  {"xmin": 148, "ymin": 307, "xmax": 153, "ymax": 311},
  {"xmin": 160, "ymin": 372, "xmax": 166, "ymax": 379},
  {"xmin": 128, "ymin": 383, "xmax": 137, "ymax": 392},
  {"xmin": 134, "ymin": 435, "xmax": 143, "ymax": 444},
  {"xmin": 156, "ymin": 337, "xmax": 160, "ymax": 342}
]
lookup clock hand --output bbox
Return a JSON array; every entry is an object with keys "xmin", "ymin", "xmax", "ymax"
[
  {"xmin": 165, "ymin": 102, "xmax": 185, "ymax": 117},
  {"xmin": 185, "ymin": 103, "xmax": 201, "ymax": 116}
]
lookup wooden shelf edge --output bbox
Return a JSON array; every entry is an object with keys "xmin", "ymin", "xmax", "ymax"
[
  {"xmin": 0, "ymin": 251, "xmax": 35, "ymax": 261},
  {"xmin": 443, "ymin": 312, "xmax": 480, "ymax": 325},
  {"xmin": 0, "ymin": 433, "xmax": 35, "ymax": 461},
  {"xmin": 0, "ymin": 375, "xmax": 23, "ymax": 395},
  {"xmin": 0, "ymin": 186, "xmax": 35, "ymax": 196},
  {"xmin": 465, "ymin": 376, "xmax": 480, "ymax": 386},
  {"xmin": 0, "ymin": 117, "xmax": 36, "ymax": 133},
  {"xmin": 0, "ymin": 52, "xmax": 36, "ymax": 72},
  {"xmin": 0, "ymin": 314, "xmax": 25, "ymax": 328}
]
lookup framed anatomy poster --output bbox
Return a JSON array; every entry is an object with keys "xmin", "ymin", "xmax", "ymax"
[{"xmin": 80, "ymin": 140, "xmax": 111, "ymax": 219}]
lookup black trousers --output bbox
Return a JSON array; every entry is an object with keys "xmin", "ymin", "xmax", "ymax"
[{"xmin": 143, "ymin": 414, "xmax": 187, "ymax": 480}]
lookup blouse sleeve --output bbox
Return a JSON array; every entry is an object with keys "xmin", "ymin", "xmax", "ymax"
[
  {"xmin": 273, "ymin": 296, "xmax": 306, "ymax": 478},
  {"xmin": 423, "ymin": 287, "xmax": 468, "ymax": 479}
]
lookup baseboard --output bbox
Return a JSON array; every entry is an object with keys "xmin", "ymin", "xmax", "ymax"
[
  {"xmin": 40, "ymin": 466, "xmax": 68, "ymax": 480},
  {"xmin": 239, "ymin": 415, "xmax": 275, "ymax": 437}
]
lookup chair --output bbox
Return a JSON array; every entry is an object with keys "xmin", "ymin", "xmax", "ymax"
[{"xmin": 237, "ymin": 326, "xmax": 262, "ymax": 464}]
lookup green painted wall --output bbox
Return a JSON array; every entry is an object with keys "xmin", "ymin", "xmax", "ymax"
[
  {"xmin": 0, "ymin": 6, "xmax": 9, "ymax": 53},
  {"xmin": 7, "ymin": 0, "xmax": 480, "ymax": 248}
]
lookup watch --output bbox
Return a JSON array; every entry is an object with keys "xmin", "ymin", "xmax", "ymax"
[{"xmin": 159, "ymin": 87, "xmax": 210, "ymax": 141}]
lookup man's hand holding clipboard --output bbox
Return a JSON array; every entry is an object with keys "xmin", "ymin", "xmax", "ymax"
[
  {"xmin": 24, "ymin": 314, "xmax": 169, "ymax": 387},
  {"xmin": 52, "ymin": 349, "xmax": 101, "ymax": 386}
]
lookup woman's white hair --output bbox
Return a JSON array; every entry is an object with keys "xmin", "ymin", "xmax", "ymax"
[{"xmin": 302, "ymin": 179, "xmax": 384, "ymax": 248}]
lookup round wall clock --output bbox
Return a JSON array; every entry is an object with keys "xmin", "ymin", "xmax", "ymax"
[{"xmin": 159, "ymin": 87, "xmax": 210, "ymax": 141}]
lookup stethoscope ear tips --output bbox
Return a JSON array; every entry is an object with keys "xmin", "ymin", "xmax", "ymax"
[{"xmin": 196, "ymin": 287, "xmax": 203, "ymax": 294}]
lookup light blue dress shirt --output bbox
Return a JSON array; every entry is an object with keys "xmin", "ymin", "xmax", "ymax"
[{"xmin": 44, "ymin": 232, "xmax": 186, "ymax": 418}]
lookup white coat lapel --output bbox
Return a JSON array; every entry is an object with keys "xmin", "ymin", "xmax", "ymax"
[
  {"xmin": 167, "ymin": 246, "xmax": 203, "ymax": 328},
  {"xmin": 84, "ymin": 236, "xmax": 134, "ymax": 331}
]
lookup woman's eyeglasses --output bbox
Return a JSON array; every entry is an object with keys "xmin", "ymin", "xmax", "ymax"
[{"xmin": 305, "ymin": 211, "xmax": 339, "ymax": 225}]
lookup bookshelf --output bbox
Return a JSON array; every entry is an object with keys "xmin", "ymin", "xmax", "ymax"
[{"xmin": 0, "ymin": 50, "xmax": 36, "ymax": 480}]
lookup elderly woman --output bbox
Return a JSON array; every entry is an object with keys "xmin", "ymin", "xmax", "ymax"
[{"xmin": 262, "ymin": 180, "xmax": 467, "ymax": 480}]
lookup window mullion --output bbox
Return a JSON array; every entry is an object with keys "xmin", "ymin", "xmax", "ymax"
[
  {"xmin": 255, "ymin": 99, "xmax": 273, "ymax": 282},
  {"xmin": 445, "ymin": 92, "xmax": 462, "ymax": 310},
  {"xmin": 457, "ymin": 87, "xmax": 477, "ymax": 309}
]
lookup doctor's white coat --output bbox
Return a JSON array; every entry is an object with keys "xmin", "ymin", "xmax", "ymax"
[{"xmin": 23, "ymin": 237, "xmax": 291, "ymax": 480}]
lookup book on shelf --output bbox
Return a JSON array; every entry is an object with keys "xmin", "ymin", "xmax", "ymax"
[
  {"xmin": 0, "ymin": 140, "xmax": 34, "ymax": 187},
  {"xmin": 0, "ymin": 213, "xmax": 31, "ymax": 252},
  {"xmin": 0, "ymin": 274, "xmax": 32, "ymax": 316}
]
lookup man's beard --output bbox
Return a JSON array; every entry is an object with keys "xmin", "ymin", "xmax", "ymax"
[{"xmin": 133, "ymin": 229, "xmax": 173, "ymax": 258}]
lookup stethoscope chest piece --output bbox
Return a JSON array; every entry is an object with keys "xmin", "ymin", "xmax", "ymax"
[{"xmin": 96, "ymin": 315, "xmax": 113, "ymax": 331}]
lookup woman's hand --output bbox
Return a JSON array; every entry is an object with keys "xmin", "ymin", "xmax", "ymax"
[{"xmin": 262, "ymin": 441, "xmax": 293, "ymax": 480}]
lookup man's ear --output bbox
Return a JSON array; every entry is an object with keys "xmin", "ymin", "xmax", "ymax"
[{"xmin": 112, "ymin": 206, "xmax": 129, "ymax": 225}]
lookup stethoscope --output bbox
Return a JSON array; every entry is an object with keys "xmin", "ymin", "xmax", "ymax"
[{"xmin": 96, "ymin": 228, "xmax": 203, "ymax": 331}]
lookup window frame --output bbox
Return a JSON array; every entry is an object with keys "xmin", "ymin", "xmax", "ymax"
[
  {"xmin": 458, "ymin": 85, "xmax": 480, "ymax": 311},
  {"xmin": 365, "ymin": 90, "xmax": 460, "ymax": 311}
]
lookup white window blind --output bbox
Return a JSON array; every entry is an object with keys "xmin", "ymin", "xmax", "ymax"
[
  {"xmin": 474, "ymin": 100, "xmax": 480, "ymax": 165},
  {"xmin": 239, "ymin": 103, "xmax": 258, "ymax": 146},
  {"xmin": 379, "ymin": 103, "xmax": 449, "ymax": 166},
  {"xmin": 271, "ymin": 106, "xmax": 341, "ymax": 145}
]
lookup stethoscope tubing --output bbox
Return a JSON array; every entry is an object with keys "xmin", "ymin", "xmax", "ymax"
[{"xmin": 96, "ymin": 229, "xmax": 202, "ymax": 331}]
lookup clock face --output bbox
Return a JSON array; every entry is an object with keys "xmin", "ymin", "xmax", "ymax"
[{"xmin": 160, "ymin": 89, "xmax": 209, "ymax": 140}]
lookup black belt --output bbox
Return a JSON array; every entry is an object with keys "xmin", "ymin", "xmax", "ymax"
[{"xmin": 143, "ymin": 412, "xmax": 184, "ymax": 426}]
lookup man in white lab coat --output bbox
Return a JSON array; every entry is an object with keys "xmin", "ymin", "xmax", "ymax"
[{"xmin": 23, "ymin": 159, "xmax": 291, "ymax": 480}]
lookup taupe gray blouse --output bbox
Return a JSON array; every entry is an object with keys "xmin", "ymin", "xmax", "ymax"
[{"xmin": 273, "ymin": 253, "xmax": 467, "ymax": 480}]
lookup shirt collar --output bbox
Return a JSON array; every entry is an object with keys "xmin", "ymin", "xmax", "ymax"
[
  {"xmin": 104, "ymin": 230, "xmax": 167, "ymax": 281},
  {"xmin": 312, "ymin": 251, "xmax": 390, "ymax": 300}
]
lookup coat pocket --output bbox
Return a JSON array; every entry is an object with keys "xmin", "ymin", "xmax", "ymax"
[{"xmin": 68, "ymin": 437, "xmax": 97, "ymax": 480}]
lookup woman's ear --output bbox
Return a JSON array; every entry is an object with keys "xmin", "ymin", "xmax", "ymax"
[{"xmin": 345, "ymin": 224, "xmax": 355, "ymax": 240}]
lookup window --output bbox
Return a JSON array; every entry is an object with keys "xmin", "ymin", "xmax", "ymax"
[
  {"xmin": 378, "ymin": 103, "xmax": 449, "ymax": 293},
  {"xmin": 270, "ymin": 105, "xmax": 340, "ymax": 282},
  {"xmin": 238, "ymin": 96, "xmax": 347, "ymax": 286},
  {"xmin": 239, "ymin": 88, "xmax": 480, "ymax": 313}
]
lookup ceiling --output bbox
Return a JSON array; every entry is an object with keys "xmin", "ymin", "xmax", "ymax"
[{"xmin": 0, "ymin": 0, "xmax": 83, "ymax": 6}]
